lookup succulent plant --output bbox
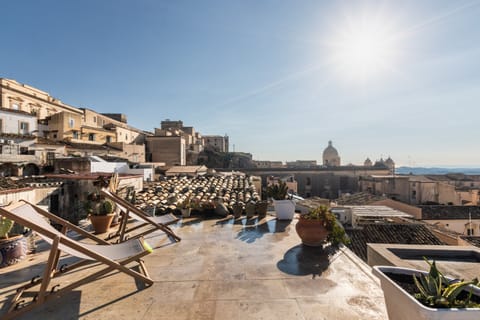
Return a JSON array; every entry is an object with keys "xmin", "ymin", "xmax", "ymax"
[
  {"xmin": 266, "ymin": 180, "xmax": 289, "ymax": 200},
  {"xmin": 413, "ymin": 258, "xmax": 480, "ymax": 308}
]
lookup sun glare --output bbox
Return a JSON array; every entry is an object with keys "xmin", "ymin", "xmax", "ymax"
[{"xmin": 327, "ymin": 13, "xmax": 398, "ymax": 82}]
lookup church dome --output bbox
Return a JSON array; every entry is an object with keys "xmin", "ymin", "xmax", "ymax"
[
  {"xmin": 364, "ymin": 158, "xmax": 372, "ymax": 167},
  {"xmin": 322, "ymin": 141, "xmax": 341, "ymax": 166},
  {"xmin": 385, "ymin": 157, "xmax": 395, "ymax": 169}
]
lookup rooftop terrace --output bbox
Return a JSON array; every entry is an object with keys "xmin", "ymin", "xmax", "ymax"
[{"xmin": 0, "ymin": 213, "xmax": 387, "ymax": 319}]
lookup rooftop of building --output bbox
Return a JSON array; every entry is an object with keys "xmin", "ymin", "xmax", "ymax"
[
  {"xmin": 346, "ymin": 223, "xmax": 445, "ymax": 262},
  {"xmin": 419, "ymin": 205, "xmax": 480, "ymax": 220},
  {"xmin": 461, "ymin": 236, "xmax": 480, "ymax": 248},
  {"xmin": 0, "ymin": 177, "xmax": 29, "ymax": 192},
  {"xmin": 336, "ymin": 192, "xmax": 387, "ymax": 205},
  {"xmin": 0, "ymin": 214, "xmax": 388, "ymax": 319}
]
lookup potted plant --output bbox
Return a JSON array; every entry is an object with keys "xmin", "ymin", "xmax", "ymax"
[
  {"xmin": 266, "ymin": 180, "xmax": 295, "ymax": 220},
  {"xmin": 295, "ymin": 205, "xmax": 349, "ymax": 247},
  {"xmin": 373, "ymin": 258, "xmax": 480, "ymax": 320},
  {"xmin": 0, "ymin": 215, "xmax": 27, "ymax": 267},
  {"xmin": 178, "ymin": 197, "xmax": 192, "ymax": 218},
  {"xmin": 201, "ymin": 200, "xmax": 216, "ymax": 216},
  {"xmin": 232, "ymin": 202, "xmax": 244, "ymax": 218},
  {"xmin": 245, "ymin": 201, "xmax": 256, "ymax": 218},
  {"xmin": 86, "ymin": 194, "xmax": 116, "ymax": 234},
  {"xmin": 255, "ymin": 200, "xmax": 269, "ymax": 219}
]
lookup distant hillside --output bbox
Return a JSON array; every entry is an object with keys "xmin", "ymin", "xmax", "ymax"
[{"xmin": 396, "ymin": 167, "xmax": 480, "ymax": 175}]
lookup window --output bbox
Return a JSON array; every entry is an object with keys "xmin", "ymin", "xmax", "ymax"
[
  {"xmin": 19, "ymin": 122, "xmax": 29, "ymax": 134},
  {"xmin": 72, "ymin": 131, "xmax": 79, "ymax": 139},
  {"xmin": 69, "ymin": 118, "xmax": 74, "ymax": 128},
  {"xmin": 93, "ymin": 116, "xmax": 97, "ymax": 123},
  {"xmin": 88, "ymin": 133, "xmax": 95, "ymax": 141},
  {"xmin": 106, "ymin": 136, "xmax": 111, "ymax": 143},
  {"xmin": 411, "ymin": 190, "xmax": 416, "ymax": 199},
  {"xmin": 306, "ymin": 177, "xmax": 311, "ymax": 186},
  {"xmin": 11, "ymin": 103, "xmax": 19, "ymax": 110}
]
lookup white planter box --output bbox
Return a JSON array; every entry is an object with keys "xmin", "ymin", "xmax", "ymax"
[
  {"xmin": 373, "ymin": 266, "xmax": 480, "ymax": 320},
  {"xmin": 273, "ymin": 200, "xmax": 295, "ymax": 220}
]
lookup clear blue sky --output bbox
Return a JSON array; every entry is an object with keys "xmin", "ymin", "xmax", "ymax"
[{"xmin": 2, "ymin": 0, "xmax": 480, "ymax": 167}]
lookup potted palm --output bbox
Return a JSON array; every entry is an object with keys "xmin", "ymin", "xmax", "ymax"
[
  {"xmin": 295, "ymin": 205, "xmax": 349, "ymax": 247},
  {"xmin": 373, "ymin": 258, "xmax": 480, "ymax": 320},
  {"xmin": 266, "ymin": 180, "xmax": 295, "ymax": 220},
  {"xmin": 0, "ymin": 215, "xmax": 27, "ymax": 267}
]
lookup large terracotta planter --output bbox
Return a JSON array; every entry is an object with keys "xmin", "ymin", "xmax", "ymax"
[
  {"xmin": 295, "ymin": 217, "xmax": 329, "ymax": 246},
  {"xmin": 0, "ymin": 235, "xmax": 27, "ymax": 268},
  {"xmin": 273, "ymin": 200, "xmax": 295, "ymax": 220},
  {"xmin": 89, "ymin": 214, "xmax": 114, "ymax": 234},
  {"xmin": 373, "ymin": 266, "xmax": 480, "ymax": 320}
]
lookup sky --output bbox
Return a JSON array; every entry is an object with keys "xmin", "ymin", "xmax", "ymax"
[{"xmin": 1, "ymin": 0, "xmax": 480, "ymax": 167}]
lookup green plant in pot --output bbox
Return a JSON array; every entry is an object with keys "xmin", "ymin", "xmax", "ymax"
[
  {"xmin": 373, "ymin": 258, "xmax": 480, "ymax": 320},
  {"xmin": 266, "ymin": 180, "xmax": 295, "ymax": 220},
  {"xmin": 178, "ymin": 197, "xmax": 192, "ymax": 218},
  {"xmin": 0, "ymin": 215, "xmax": 28, "ymax": 267},
  {"xmin": 0, "ymin": 216, "xmax": 14, "ymax": 239},
  {"xmin": 86, "ymin": 193, "xmax": 116, "ymax": 234},
  {"xmin": 296, "ymin": 205, "xmax": 349, "ymax": 247}
]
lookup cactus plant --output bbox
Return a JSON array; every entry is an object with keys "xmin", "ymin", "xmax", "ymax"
[
  {"xmin": 94, "ymin": 199, "xmax": 115, "ymax": 215},
  {"xmin": 0, "ymin": 216, "xmax": 15, "ymax": 239}
]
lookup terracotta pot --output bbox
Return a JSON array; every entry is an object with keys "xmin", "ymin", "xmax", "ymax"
[
  {"xmin": 0, "ymin": 235, "xmax": 27, "ymax": 268},
  {"xmin": 245, "ymin": 202, "xmax": 256, "ymax": 218},
  {"xmin": 90, "ymin": 214, "xmax": 114, "ymax": 234},
  {"xmin": 295, "ymin": 217, "xmax": 329, "ymax": 246},
  {"xmin": 232, "ymin": 204, "xmax": 243, "ymax": 218},
  {"xmin": 255, "ymin": 201, "xmax": 269, "ymax": 218}
]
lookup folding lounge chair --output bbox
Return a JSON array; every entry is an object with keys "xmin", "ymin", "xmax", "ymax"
[
  {"xmin": 0, "ymin": 201, "xmax": 154, "ymax": 320},
  {"xmin": 100, "ymin": 189, "xmax": 181, "ymax": 243}
]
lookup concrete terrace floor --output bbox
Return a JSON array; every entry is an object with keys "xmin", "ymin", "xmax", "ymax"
[{"xmin": 0, "ymin": 213, "xmax": 388, "ymax": 320}]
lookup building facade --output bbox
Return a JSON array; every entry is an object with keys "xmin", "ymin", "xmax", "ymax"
[{"xmin": 203, "ymin": 135, "xmax": 229, "ymax": 152}]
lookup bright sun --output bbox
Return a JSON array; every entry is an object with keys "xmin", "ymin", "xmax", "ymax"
[{"xmin": 328, "ymin": 15, "xmax": 398, "ymax": 82}]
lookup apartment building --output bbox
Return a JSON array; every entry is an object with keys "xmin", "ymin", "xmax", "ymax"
[{"xmin": 0, "ymin": 78, "xmax": 146, "ymax": 165}]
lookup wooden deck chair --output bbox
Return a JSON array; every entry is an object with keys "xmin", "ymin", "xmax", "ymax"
[
  {"xmin": 0, "ymin": 201, "xmax": 154, "ymax": 320},
  {"xmin": 100, "ymin": 189, "xmax": 181, "ymax": 243}
]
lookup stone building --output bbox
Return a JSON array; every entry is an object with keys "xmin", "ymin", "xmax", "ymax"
[
  {"xmin": 146, "ymin": 136, "xmax": 186, "ymax": 166},
  {"xmin": 203, "ymin": 135, "xmax": 229, "ymax": 152},
  {"xmin": 359, "ymin": 174, "xmax": 480, "ymax": 206},
  {"xmin": 0, "ymin": 78, "xmax": 146, "ymax": 166},
  {"xmin": 323, "ymin": 140, "xmax": 341, "ymax": 167},
  {"xmin": 0, "ymin": 78, "xmax": 82, "ymax": 120}
]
